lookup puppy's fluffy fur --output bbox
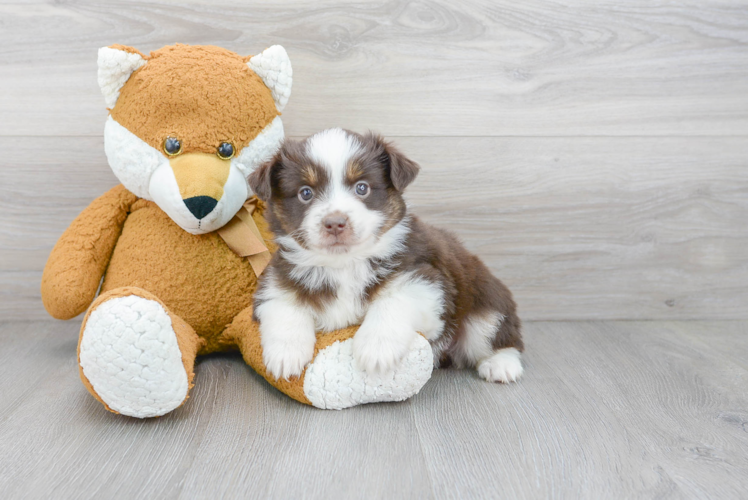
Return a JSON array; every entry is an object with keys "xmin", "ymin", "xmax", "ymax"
[{"xmin": 249, "ymin": 128, "xmax": 524, "ymax": 382}]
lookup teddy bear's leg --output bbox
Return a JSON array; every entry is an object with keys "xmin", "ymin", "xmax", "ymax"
[
  {"xmin": 78, "ymin": 287, "xmax": 204, "ymax": 418},
  {"xmin": 225, "ymin": 306, "xmax": 434, "ymax": 410}
]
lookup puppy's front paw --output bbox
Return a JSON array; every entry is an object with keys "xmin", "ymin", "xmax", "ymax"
[
  {"xmin": 262, "ymin": 336, "xmax": 314, "ymax": 380},
  {"xmin": 353, "ymin": 323, "xmax": 417, "ymax": 374}
]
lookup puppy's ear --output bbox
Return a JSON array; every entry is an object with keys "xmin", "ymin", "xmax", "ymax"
[
  {"xmin": 387, "ymin": 142, "xmax": 420, "ymax": 191},
  {"xmin": 248, "ymin": 156, "xmax": 277, "ymax": 201},
  {"xmin": 365, "ymin": 132, "xmax": 420, "ymax": 191}
]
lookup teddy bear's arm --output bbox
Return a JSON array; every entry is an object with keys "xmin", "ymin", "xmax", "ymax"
[{"xmin": 41, "ymin": 184, "xmax": 138, "ymax": 320}]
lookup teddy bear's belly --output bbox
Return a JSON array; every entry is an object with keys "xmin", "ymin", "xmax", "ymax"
[{"xmin": 100, "ymin": 201, "xmax": 257, "ymax": 349}]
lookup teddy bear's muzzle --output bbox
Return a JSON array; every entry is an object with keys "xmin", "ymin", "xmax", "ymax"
[
  {"xmin": 169, "ymin": 153, "xmax": 231, "ymax": 219},
  {"xmin": 183, "ymin": 195, "xmax": 218, "ymax": 220}
]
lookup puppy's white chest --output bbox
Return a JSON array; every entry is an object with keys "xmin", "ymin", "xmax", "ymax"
[{"xmin": 312, "ymin": 265, "xmax": 372, "ymax": 332}]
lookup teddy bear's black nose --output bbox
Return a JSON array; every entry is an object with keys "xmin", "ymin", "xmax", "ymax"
[{"xmin": 183, "ymin": 196, "xmax": 217, "ymax": 220}]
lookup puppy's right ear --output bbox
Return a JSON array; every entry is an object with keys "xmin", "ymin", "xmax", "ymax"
[
  {"xmin": 363, "ymin": 132, "xmax": 420, "ymax": 191},
  {"xmin": 386, "ymin": 142, "xmax": 420, "ymax": 192},
  {"xmin": 248, "ymin": 157, "xmax": 277, "ymax": 201}
]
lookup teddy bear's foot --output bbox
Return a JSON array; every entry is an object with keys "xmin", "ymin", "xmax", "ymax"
[
  {"xmin": 303, "ymin": 335, "xmax": 433, "ymax": 409},
  {"xmin": 227, "ymin": 307, "xmax": 434, "ymax": 409},
  {"xmin": 78, "ymin": 287, "xmax": 201, "ymax": 418}
]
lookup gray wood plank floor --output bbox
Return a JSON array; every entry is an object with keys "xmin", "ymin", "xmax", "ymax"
[{"xmin": 1, "ymin": 320, "xmax": 746, "ymax": 499}]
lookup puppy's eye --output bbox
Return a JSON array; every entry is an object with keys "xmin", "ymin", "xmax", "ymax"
[
  {"xmin": 217, "ymin": 142, "xmax": 234, "ymax": 160},
  {"xmin": 163, "ymin": 137, "xmax": 182, "ymax": 156},
  {"xmin": 355, "ymin": 181, "xmax": 370, "ymax": 198},
  {"xmin": 298, "ymin": 186, "xmax": 314, "ymax": 203}
]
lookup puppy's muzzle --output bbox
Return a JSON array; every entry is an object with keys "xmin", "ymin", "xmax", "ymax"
[{"xmin": 323, "ymin": 212, "xmax": 349, "ymax": 237}]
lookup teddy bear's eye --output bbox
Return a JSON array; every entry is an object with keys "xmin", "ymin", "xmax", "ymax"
[
  {"xmin": 163, "ymin": 137, "xmax": 182, "ymax": 156},
  {"xmin": 217, "ymin": 142, "xmax": 235, "ymax": 160}
]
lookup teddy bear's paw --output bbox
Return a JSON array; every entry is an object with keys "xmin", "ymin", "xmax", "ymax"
[
  {"xmin": 303, "ymin": 335, "xmax": 434, "ymax": 410},
  {"xmin": 79, "ymin": 295, "xmax": 189, "ymax": 418}
]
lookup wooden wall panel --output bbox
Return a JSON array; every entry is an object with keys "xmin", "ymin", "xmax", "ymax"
[
  {"xmin": 0, "ymin": 0, "xmax": 746, "ymax": 320},
  {"xmin": 3, "ymin": 136, "xmax": 746, "ymax": 321},
  {"xmin": 0, "ymin": 1, "xmax": 746, "ymax": 137}
]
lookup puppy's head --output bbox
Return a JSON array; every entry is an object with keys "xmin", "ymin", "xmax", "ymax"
[{"xmin": 249, "ymin": 128, "xmax": 419, "ymax": 254}]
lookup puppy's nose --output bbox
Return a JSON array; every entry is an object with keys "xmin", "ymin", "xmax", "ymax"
[
  {"xmin": 183, "ymin": 196, "xmax": 217, "ymax": 220},
  {"xmin": 323, "ymin": 213, "xmax": 349, "ymax": 236}
]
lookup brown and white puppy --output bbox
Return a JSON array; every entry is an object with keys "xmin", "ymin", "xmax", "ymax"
[{"xmin": 248, "ymin": 128, "xmax": 524, "ymax": 382}]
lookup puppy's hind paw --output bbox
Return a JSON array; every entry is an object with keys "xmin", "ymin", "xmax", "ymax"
[{"xmin": 478, "ymin": 348, "xmax": 524, "ymax": 383}]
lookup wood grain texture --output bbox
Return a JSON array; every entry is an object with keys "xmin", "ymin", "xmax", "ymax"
[
  {"xmin": 0, "ymin": 320, "xmax": 746, "ymax": 498},
  {"xmin": 4, "ymin": 136, "xmax": 747, "ymax": 321},
  {"xmin": 0, "ymin": 0, "xmax": 747, "ymax": 137}
]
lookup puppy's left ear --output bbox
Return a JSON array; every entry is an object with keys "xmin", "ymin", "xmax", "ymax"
[
  {"xmin": 248, "ymin": 157, "xmax": 277, "ymax": 201},
  {"xmin": 366, "ymin": 133, "xmax": 420, "ymax": 191}
]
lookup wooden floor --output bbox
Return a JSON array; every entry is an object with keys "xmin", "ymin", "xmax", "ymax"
[{"xmin": 0, "ymin": 319, "xmax": 746, "ymax": 499}]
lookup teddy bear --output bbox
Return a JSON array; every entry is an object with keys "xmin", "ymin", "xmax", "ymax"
[{"xmin": 40, "ymin": 43, "xmax": 433, "ymax": 418}]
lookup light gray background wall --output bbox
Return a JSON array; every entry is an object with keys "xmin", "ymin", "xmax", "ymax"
[{"xmin": 3, "ymin": 0, "xmax": 746, "ymax": 322}]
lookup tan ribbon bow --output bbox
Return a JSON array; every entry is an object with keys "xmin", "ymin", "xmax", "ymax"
[{"xmin": 217, "ymin": 198, "xmax": 271, "ymax": 276}]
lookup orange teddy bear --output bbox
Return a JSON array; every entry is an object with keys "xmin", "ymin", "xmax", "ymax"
[{"xmin": 41, "ymin": 44, "xmax": 433, "ymax": 417}]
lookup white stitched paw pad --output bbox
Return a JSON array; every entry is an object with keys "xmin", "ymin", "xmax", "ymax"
[
  {"xmin": 79, "ymin": 295, "xmax": 189, "ymax": 418},
  {"xmin": 478, "ymin": 347, "xmax": 524, "ymax": 383},
  {"xmin": 303, "ymin": 335, "xmax": 433, "ymax": 410}
]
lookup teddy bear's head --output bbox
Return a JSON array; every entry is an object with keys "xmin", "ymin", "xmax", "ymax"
[{"xmin": 97, "ymin": 43, "xmax": 292, "ymax": 234}]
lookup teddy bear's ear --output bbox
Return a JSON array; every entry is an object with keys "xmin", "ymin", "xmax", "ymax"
[
  {"xmin": 247, "ymin": 45, "xmax": 293, "ymax": 112},
  {"xmin": 97, "ymin": 45, "xmax": 147, "ymax": 108}
]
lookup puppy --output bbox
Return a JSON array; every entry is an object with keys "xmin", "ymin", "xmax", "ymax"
[{"xmin": 248, "ymin": 128, "xmax": 524, "ymax": 383}]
